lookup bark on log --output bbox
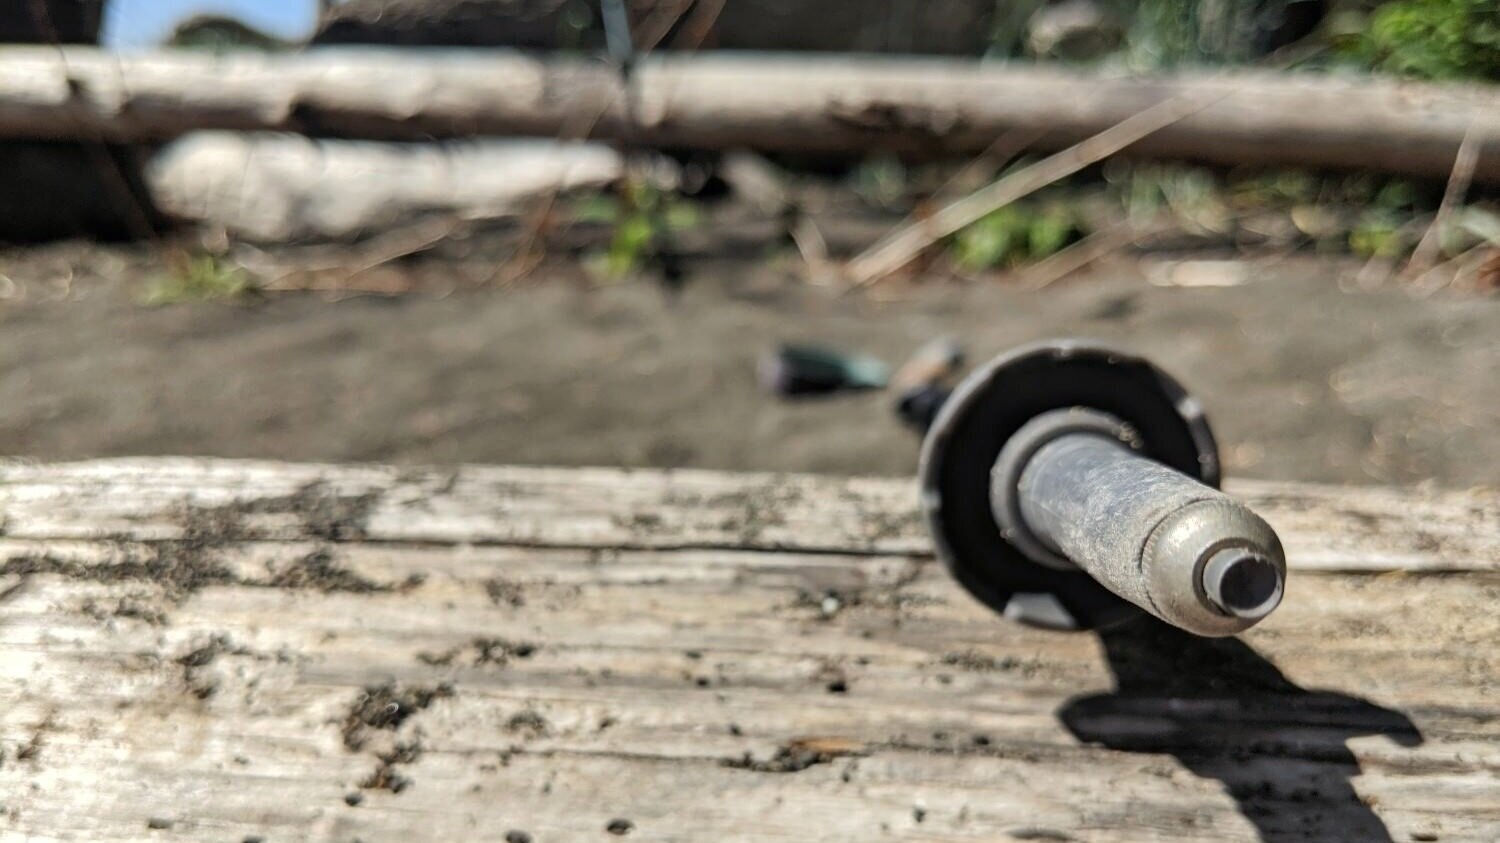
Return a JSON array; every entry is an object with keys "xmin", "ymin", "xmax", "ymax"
[
  {"xmin": 0, "ymin": 458, "xmax": 1496, "ymax": 842},
  {"xmin": 3, "ymin": 47, "xmax": 1500, "ymax": 182}
]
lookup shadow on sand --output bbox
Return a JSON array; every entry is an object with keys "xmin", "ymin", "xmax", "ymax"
[{"xmin": 1059, "ymin": 618, "xmax": 1421, "ymax": 842}]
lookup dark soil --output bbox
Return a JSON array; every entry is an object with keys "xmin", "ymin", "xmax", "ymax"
[{"xmin": 0, "ymin": 240, "xmax": 1495, "ymax": 487}]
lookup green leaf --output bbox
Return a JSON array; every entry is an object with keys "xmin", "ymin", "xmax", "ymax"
[
  {"xmin": 1027, "ymin": 207, "xmax": 1078, "ymax": 259},
  {"xmin": 1349, "ymin": 211, "xmax": 1410, "ymax": 259},
  {"xmin": 140, "ymin": 255, "xmax": 257, "ymax": 306},
  {"xmin": 953, "ymin": 207, "xmax": 1024, "ymax": 270},
  {"xmin": 603, "ymin": 213, "xmax": 655, "ymax": 278}
]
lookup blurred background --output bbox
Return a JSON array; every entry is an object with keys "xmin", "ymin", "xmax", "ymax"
[{"xmin": 0, "ymin": 0, "xmax": 1496, "ymax": 487}]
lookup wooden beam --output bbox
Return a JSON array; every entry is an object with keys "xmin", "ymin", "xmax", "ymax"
[
  {"xmin": 0, "ymin": 458, "xmax": 1493, "ymax": 570},
  {"xmin": 0, "ymin": 459, "xmax": 1495, "ymax": 842},
  {"xmin": 2, "ymin": 47, "xmax": 1500, "ymax": 182}
]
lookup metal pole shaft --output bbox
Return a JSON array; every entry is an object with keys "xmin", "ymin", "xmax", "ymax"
[{"xmin": 1009, "ymin": 423, "xmax": 1285, "ymax": 636}]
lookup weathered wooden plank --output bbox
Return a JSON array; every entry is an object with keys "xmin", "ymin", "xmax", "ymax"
[
  {"xmin": 0, "ymin": 458, "xmax": 1495, "ymax": 570},
  {"xmin": 3, "ymin": 558, "xmax": 1497, "ymax": 841},
  {"xmin": 0, "ymin": 459, "xmax": 1495, "ymax": 842}
]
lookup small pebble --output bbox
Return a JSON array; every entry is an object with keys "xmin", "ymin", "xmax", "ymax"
[
  {"xmin": 343, "ymin": 792, "xmax": 364, "ymax": 807},
  {"xmin": 146, "ymin": 818, "xmax": 173, "ymax": 830},
  {"xmin": 505, "ymin": 831, "xmax": 533, "ymax": 843},
  {"xmin": 606, "ymin": 818, "xmax": 635, "ymax": 836}
]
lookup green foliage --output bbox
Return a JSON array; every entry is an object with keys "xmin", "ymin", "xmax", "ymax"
[
  {"xmin": 1353, "ymin": 0, "xmax": 1500, "ymax": 80},
  {"xmin": 1110, "ymin": 162, "xmax": 1231, "ymax": 231},
  {"xmin": 850, "ymin": 155, "xmax": 910, "ymax": 210},
  {"xmin": 1229, "ymin": 169, "xmax": 1321, "ymax": 208},
  {"xmin": 990, "ymin": 0, "xmax": 1500, "ymax": 81},
  {"xmin": 570, "ymin": 194, "xmax": 623, "ymax": 224},
  {"xmin": 1343, "ymin": 178, "xmax": 1429, "ymax": 258},
  {"xmin": 992, "ymin": 0, "xmax": 1310, "ymax": 66},
  {"xmin": 1123, "ymin": 0, "xmax": 1231, "ymax": 66},
  {"xmin": 1349, "ymin": 210, "xmax": 1410, "ymax": 258},
  {"xmin": 1228, "ymin": 170, "xmax": 1420, "ymax": 212},
  {"xmin": 945, "ymin": 161, "xmax": 1443, "ymax": 269},
  {"xmin": 141, "ymin": 255, "xmax": 258, "ymax": 306},
  {"xmin": 1120, "ymin": 0, "xmax": 1308, "ymax": 67},
  {"xmin": 602, "ymin": 211, "xmax": 657, "ymax": 279},
  {"xmin": 1349, "ymin": 204, "xmax": 1500, "ymax": 260},
  {"xmin": 951, "ymin": 203, "xmax": 1083, "ymax": 270},
  {"xmin": 577, "ymin": 181, "xmax": 701, "ymax": 280},
  {"xmin": 988, "ymin": 0, "xmax": 1052, "ymax": 57}
]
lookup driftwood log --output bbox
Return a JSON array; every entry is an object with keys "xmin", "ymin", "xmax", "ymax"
[
  {"xmin": 3, "ymin": 47, "xmax": 1500, "ymax": 183},
  {"xmin": 0, "ymin": 458, "xmax": 1495, "ymax": 841},
  {"xmin": 147, "ymin": 133, "xmax": 623, "ymax": 241}
]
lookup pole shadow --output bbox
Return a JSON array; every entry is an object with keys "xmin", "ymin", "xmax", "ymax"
[{"xmin": 1058, "ymin": 618, "xmax": 1422, "ymax": 842}]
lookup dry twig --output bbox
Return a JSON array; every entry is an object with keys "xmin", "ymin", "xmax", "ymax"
[
  {"xmin": 845, "ymin": 90, "xmax": 1227, "ymax": 287},
  {"xmin": 1407, "ymin": 123, "xmax": 1483, "ymax": 277},
  {"xmin": 1020, "ymin": 218, "xmax": 1165, "ymax": 290}
]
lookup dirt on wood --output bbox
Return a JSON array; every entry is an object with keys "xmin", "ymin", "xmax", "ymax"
[
  {"xmin": 340, "ymin": 681, "xmax": 454, "ymax": 752},
  {"xmin": 0, "ymin": 459, "xmax": 1493, "ymax": 840},
  {"xmin": 0, "ymin": 485, "xmax": 411, "ymax": 615}
]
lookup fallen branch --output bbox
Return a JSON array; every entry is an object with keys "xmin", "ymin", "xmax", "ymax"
[
  {"xmin": 1020, "ymin": 218, "xmax": 1162, "ymax": 290},
  {"xmin": 3, "ymin": 47, "xmax": 1500, "ymax": 181},
  {"xmin": 1407, "ymin": 123, "xmax": 1484, "ymax": 277},
  {"xmin": 253, "ymin": 216, "xmax": 465, "ymax": 294}
]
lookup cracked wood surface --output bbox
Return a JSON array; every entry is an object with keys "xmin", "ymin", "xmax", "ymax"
[{"xmin": 0, "ymin": 458, "xmax": 1495, "ymax": 842}]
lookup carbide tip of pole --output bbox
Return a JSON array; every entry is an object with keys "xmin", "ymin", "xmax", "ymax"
[
  {"xmin": 1201, "ymin": 546, "xmax": 1284, "ymax": 620},
  {"xmin": 1143, "ymin": 499, "xmax": 1287, "ymax": 636}
]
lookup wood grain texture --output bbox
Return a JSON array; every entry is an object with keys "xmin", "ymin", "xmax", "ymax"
[
  {"xmin": 0, "ymin": 458, "xmax": 1495, "ymax": 842},
  {"xmin": 2, "ymin": 48, "xmax": 1500, "ymax": 182}
]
